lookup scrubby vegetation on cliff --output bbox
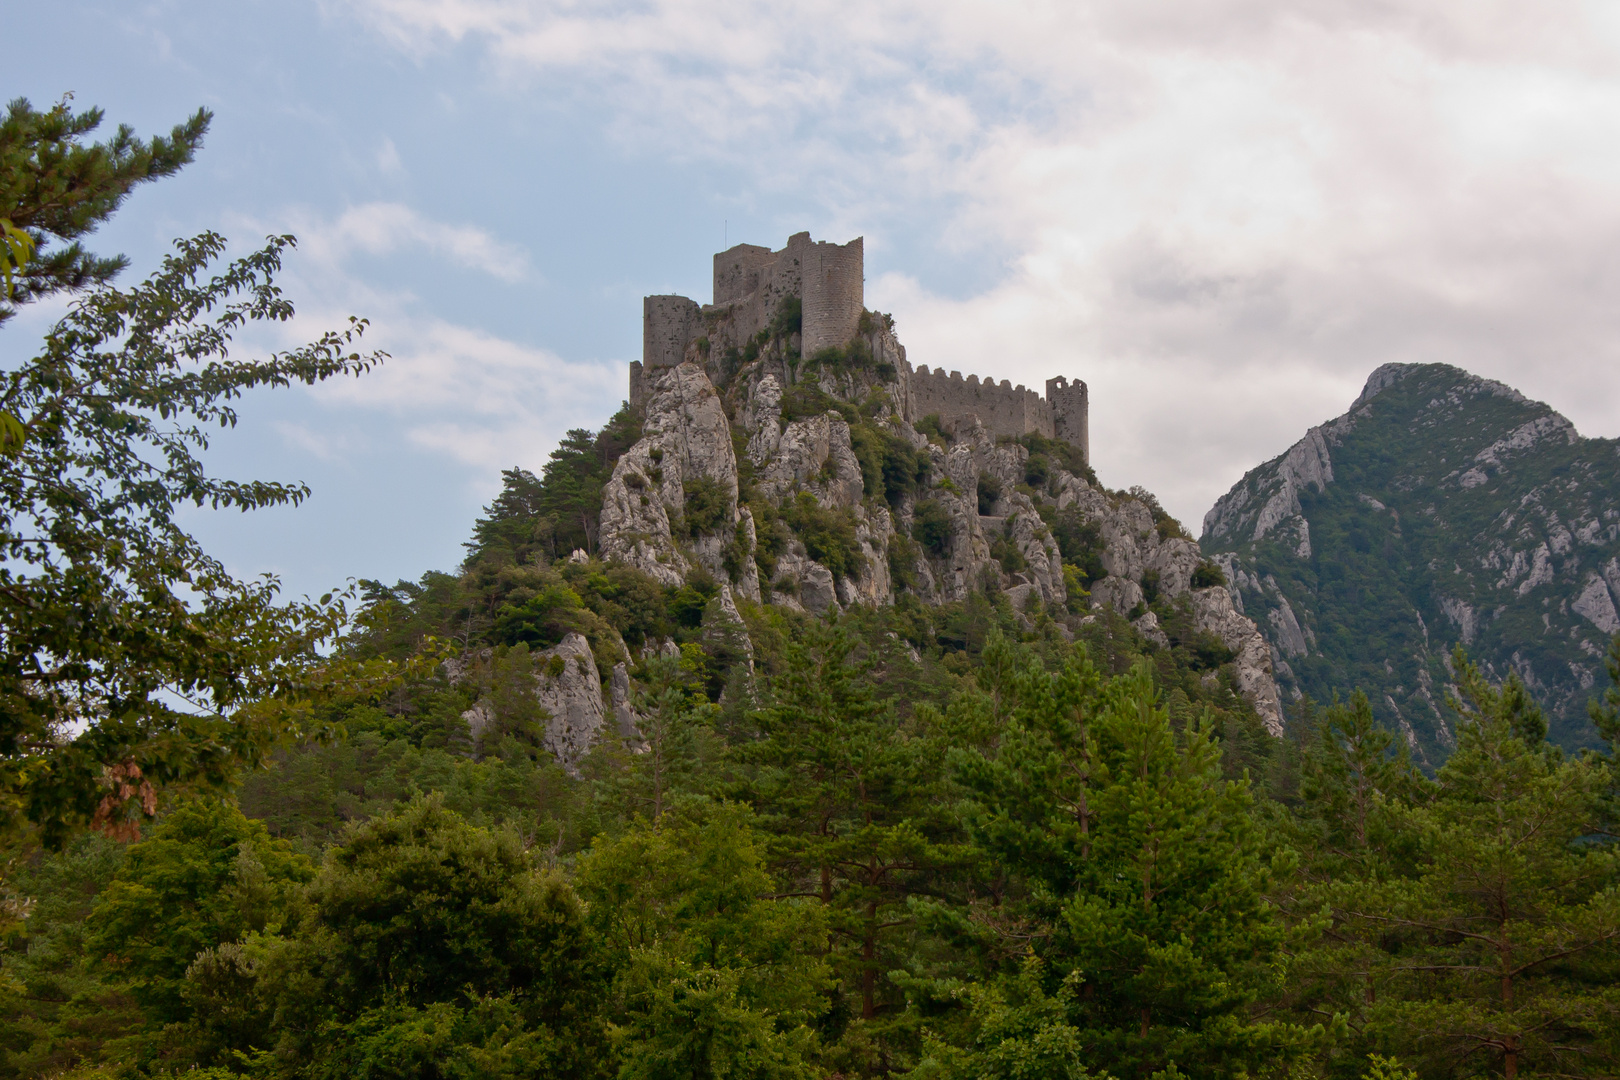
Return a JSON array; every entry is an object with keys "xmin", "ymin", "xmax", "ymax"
[{"xmin": 1204, "ymin": 363, "xmax": 1620, "ymax": 761}]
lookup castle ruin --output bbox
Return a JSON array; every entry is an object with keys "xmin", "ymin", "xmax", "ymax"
[{"xmin": 634, "ymin": 232, "xmax": 1090, "ymax": 464}]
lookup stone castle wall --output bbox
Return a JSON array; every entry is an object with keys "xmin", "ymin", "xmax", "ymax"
[
  {"xmin": 902, "ymin": 364, "xmax": 1054, "ymax": 441},
  {"xmin": 637, "ymin": 233, "xmax": 1088, "ymax": 462},
  {"xmin": 898, "ymin": 361, "xmax": 1089, "ymax": 464},
  {"xmin": 712, "ymin": 234, "xmax": 808, "ymax": 347},
  {"xmin": 1047, "ymin": 376, "xmax": 1090, "ymax": 464},
  {"xmin": 801, "ymin": 236, "xmax": 864, "ymax": 356},
  {"xmin": 644, "ymin": 295, "xmax": 701, "ymax": 370}
]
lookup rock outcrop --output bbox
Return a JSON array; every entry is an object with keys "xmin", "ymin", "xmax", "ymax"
[
  {"xmin": 599, "ymin": 361, "xmax": 761, "ymax": 600},
  {"xmin": 604, "ymin": 308, "xmax": 1287, "ymax": 739},
  {"xmin": 501, "ymin": 260, "xmax": 1297, "ymax": 769},
  {"xmin": 536, "ymin": 632, "xmax": 608, "ymax": 775}
]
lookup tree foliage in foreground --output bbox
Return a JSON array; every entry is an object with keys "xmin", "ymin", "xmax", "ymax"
[
  {"xmin": 0, "ymin": 233, "xmax": 383, "ymax": 848},
  {"xmin": 2, "ymin": 626, "xmax": 1619, "ymax": 1078}
]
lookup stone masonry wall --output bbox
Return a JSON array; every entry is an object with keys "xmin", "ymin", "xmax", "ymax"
[
  {"xmin": 1047, "ymin": 376, "xmax": 1090, "ymax": 465},
  {"xmin": 706, "ymin": 233, "xmax": 811, "ymax": 357},
  {"xmin": 802, "ymin": 236, "xmax": 864, "ymax": 356},
  {"xmin": 713, "ymin": 243, "xmax": 774, "ymax": 305},
  {"xmin": 644, "ymin": 295, "xmax": 701, "ymax": 370},
  {"xmin": 901, "ymin": 362, "xmax": 1055, "ymax": 442},
  {"xmin": 644, "ymin": 234, "xmax": 1088, "ymax": 459}
]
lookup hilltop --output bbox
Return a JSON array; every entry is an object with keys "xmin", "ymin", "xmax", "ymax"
[{"xmin": 332, "ymin": 231, "xmax": 1290, "ymax": 778}]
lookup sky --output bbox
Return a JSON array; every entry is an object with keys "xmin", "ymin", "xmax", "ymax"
[{"xmin": 8, "ymin": 0, "xmax": 1620, "ymax": 602}]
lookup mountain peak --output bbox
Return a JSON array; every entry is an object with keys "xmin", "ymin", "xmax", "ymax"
[{"xmin": 1202, "ymin": 362, "xmax": 1618, "ymax": 759}]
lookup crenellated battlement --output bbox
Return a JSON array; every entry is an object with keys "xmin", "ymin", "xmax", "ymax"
[{"xmin": 897, "ymin": 361, "xmax": 1088, "ymax": 463}]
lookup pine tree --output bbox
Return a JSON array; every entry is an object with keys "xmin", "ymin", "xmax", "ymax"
[
  {"xmin": 578, "ymin": 802, "xmax": 829, "ymax": 1079},
  {"xmin": 1330, "ymin": 651, "xmax": 1620, "ymax": 1077},
  {"xmin": 739, "ymin": 618, "xmax": 961, "ymax": 1030},
  {"xmin": 0, "ymin": 97, "xmax": 209, "ymax": 323},
  {"xmin": 954, "ymin": 648, "xmax": 1321, "ymax": 1078}
]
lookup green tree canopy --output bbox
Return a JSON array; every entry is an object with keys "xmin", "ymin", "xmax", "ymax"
[
  {"xmin": 84, "ymin": 799, "xmax": 312, "ymax": 1031},
  {"xmin": 241, "ymin": 797, "xmax": 612, "ymax": 1078},
  {"xmin": 0, "ymin": 233, "xmax": 382, "ymax": 847},
  {"xmin": 1325, "ymin": 651, "xmax": 1620, "ymax": 1078},
  {"xmin": 951, "ymin": 647, "xmax": 1321, "ymax": 1078}
]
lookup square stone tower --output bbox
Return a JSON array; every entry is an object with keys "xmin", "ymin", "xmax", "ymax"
[{"xmin": 800, "ymin": 236, "xmax": 864, "ymax": 357}]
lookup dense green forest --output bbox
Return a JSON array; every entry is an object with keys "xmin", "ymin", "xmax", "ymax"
[{"xmin": 4, "ymin": 415, "xmax": 1620, "ymax": 1079}]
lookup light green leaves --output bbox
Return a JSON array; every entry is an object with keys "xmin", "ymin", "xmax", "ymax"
[{"xmin": 0, "ymin": 218, "xmax": 33, "ymax": 297}]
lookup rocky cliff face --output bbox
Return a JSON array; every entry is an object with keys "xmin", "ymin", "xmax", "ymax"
[
  {"xmin": 1202, "ymin": 362, "xmax": 1620, "ymax": 760},
  {"xmin": 591, "ymin": 308, "xmax": 1287, "ymax": 739}
]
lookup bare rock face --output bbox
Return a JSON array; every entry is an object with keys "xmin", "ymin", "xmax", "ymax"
[
  {"xmin": 742, "ymin": 373, "xmax": 785, "ymax": 458},
  {"xmin": 1146, "ymin": 538, "xmax": 1204, "ymax": 598},
  {"xmin": 938, "ymin": 488, "xmax": 993, "ymax": 601},
  {"xmin": 597, "ymin": 439, "xmax": 687, "ymax": 587},
  {"xmin": 1090, "ymin": 575, "xmax": 1143, "ymax": 615},
  {"xmin": 1046, "ymin": 468, "xmax": 1289, "ymax": 730},
  {"xmin": 536, "ymin": 632, "xmax": 607, "ymax": 775},
  {"xmin": 775, "ymin": 550, "xmax": 840, "ymax": 614},
  {"xmin": 600, "ymin": 361, "xmax": 760, "ymax": 600},
  {"xmin": 596, "ymin": 343, "xmax": 1292, "ymax": 743},
  {"xmin": 460, "ymin": 700, "xmax": 495, "ymax": 744},
  {"xmin": 610, "ymin": 661, "xmax": 641, "ymax": 739},
  {"xmin": 755, "ymin": 411, "xmax": 865, "ymax": 509},
  {"xmin": 842, "ymin": 508, "xmax": 894, "ymax": 608},
  {"xmin": 1133, "ymin": 610, "xmax": 1170, "ymax": 649},
  {"xmin": 1003, "ymin": 494, "xmax": 1066, "ymax": 606},
  {"xmin": 1188, "ymin": 586, "xmax": 1286, "ymax": 736}
]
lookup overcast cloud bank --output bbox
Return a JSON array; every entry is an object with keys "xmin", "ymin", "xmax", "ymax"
[{"xmin": 344, "ymin": 0, "xmax": 1620, "ymax": 524}]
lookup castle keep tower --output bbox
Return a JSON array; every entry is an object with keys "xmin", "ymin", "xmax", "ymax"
[
  {"xmin": 801, "ymin": 236, "xmax": 863, "ymax": 356},
  {"xmin": 635, "ymin": 232, "xmax": 1088, "ymax": 463},
  {"xmin": 642, "ymin": 232, "xmax": 863, "ymax": 384}
]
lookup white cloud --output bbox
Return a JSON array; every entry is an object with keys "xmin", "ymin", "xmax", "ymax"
[
  {"xmin": 309, "ymin": 314, "xmax": 622, "ymax": 472},
  {"xmin": 341, "ymin": 0, "xmax": 1620, "ymax": 527},
  {"xmin": 288, "ymin": 201, "xmax": 531, "ymax": 282},
  {"xmin": 232, "ymin": 204, "xmax": 619, "ymax": 480}
]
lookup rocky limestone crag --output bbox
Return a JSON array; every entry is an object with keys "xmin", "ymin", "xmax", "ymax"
[
  {"xmin": 593, "ymin": 249, "xmax": 1289, "ymax": 744},
  {"xmin": 599, "ymin": 361, "xmax": 761, "ymax": 601},
  {"xmin": 491, "ymin": 232, "xmax": 1296, "ymax": 770},
  {"xmin": 1052, "ymin": 469, "xmax": 1284, "ymax": 734},
  {"xmin": 536, "ymin": 632, "xmax": 608, "ymax": 775},
  {"xmin": 1203, "ymin": 362, "xmax": 1620, "ymax": 757}
]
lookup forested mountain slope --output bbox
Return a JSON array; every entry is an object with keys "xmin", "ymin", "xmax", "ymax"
[
  {"xmin": 9, "ymin": 302, "xmax": 1620, "ymax": 1080},
  {"xmin": 1202, "ymin": 362, "xmax": 1620, "ymax": 761},
  {"xmin": 346, "ymin": 296, "xmax": 1292, "ymax": 781}
]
